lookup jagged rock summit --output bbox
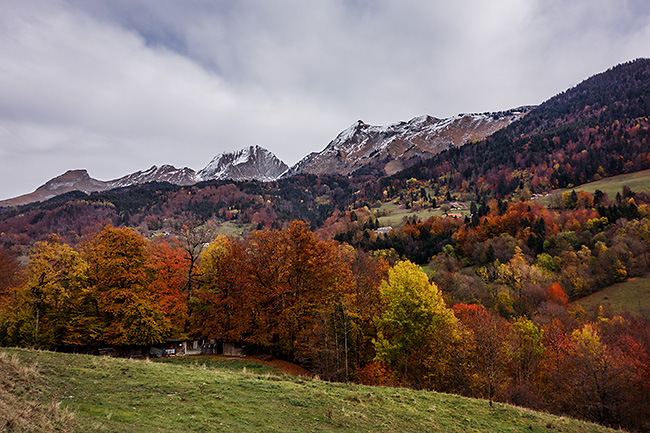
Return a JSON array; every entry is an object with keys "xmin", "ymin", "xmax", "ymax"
[
  {"xmin": 108, "ymin": 165, "xmax": 198, "ymax": 189},
  {"xmin": 287, "ymin": 108, "xmax": 532, "ymax": 177},
  {"xmin": 198, "ymin": 145, "xmax": 289, "ymax": 182}
]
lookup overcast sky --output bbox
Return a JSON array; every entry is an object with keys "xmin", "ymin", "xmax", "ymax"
[{"xmin": 2, "ymin": 0, "xmax": 650, "ymax": 200}]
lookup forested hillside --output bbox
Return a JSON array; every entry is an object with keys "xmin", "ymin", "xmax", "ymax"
[
  {"xmin": 0, "ymin": 174, "xmax": 357, "ymax": 253},
  {"xmin": 378, "ymin": 59, "xmax": 650, "ymax": 198},
  {"xmin": 2, "ymin": 212, "xmax": 650, "ymax": 430}
]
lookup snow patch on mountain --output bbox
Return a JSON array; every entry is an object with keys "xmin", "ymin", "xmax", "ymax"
[{"xmin": 108, "ymin": 165, "xmax": 198, "ymax": 189}]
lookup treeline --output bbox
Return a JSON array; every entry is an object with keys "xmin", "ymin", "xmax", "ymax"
[
  {"xmin": 1, "ymin": 221, "xmax": 649, "ymax": 430},
  {"xmin": 0, "ymin": 222, "xmax": 388, "ymax": 374}
]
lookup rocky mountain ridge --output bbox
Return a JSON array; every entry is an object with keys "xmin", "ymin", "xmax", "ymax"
[
  {"xmin": 0, "ymin": 145, "xmax": 287, "ymax": 207},
  {"xmin": 198, "ymin": 145, "xmax": 288, "ymax": 182},
  {"xmin": 287, "ymin": 108, "xmax": 532, "ymax": 177},
  {"xmin": 1, "ymin": 108, "xmax": 530, "ymax": 207}
]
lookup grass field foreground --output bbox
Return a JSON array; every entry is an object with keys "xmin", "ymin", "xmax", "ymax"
[
  {"xmin": 0, "ymin": 351, "xmax": 79, "ymax": 432},
  {"xmin": 2, "ymin": 348, "xmax": 621, "ymax": 433}
]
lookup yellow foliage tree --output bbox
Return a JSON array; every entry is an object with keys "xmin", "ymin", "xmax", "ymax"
[
  {"xmin": 375, "ymin": 260, "xmax": 458, "ymax": 389},
  {"xmin": 23, "ymin": 236, "xmax": 88, "ymax": 347}
]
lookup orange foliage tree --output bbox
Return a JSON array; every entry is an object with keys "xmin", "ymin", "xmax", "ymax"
[
  {"xmin": 244, "ymin": 221, "xmax": 353, "ymax": 366},
  {"xmin": 452, "ymin": 303, "xmax": 512, "ymax": 405},
  {"xmin": 147, "ymin": 238, "xmax": 190, "ymax": 337},
  {"xmin": 85, "ymin": 226, "xmax": 170, "ymax": 345},
  {"xmin": 193, "ymin": 235, "xmax": 251, "ymax": 342}
]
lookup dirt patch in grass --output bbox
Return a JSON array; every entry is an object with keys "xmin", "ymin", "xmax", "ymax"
[
  {"xmin": 153, "ymin": 353, "xmax": 312, "ymax": 377},
  {"xmin": 248, "ymin": 355, "xmax": 312, "ymax": 376}
]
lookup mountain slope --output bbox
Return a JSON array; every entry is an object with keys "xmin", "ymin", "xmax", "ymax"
[
  {"xmin": 0, "ymin": 165, "xmax": 197, "ymax": 207},
  {"xmin": 288, "ymin": 108, "xmax": 531, "ymax": 177},
  {"xmin": 0, "ymin": 169, "xmax": 109, "ymax": 207}
]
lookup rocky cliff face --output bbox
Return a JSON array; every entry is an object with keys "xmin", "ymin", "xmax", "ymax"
[{"xmin": 287, "ymin": 108, "xmax": 532, "ymax": 177}]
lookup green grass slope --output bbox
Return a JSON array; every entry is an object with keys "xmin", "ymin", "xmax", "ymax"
[
  {"xmin": 0, "ymin": 351, "xmax": 79, "ymax": 432},
  {"xmin": 375, "ymin": 201, "xmax": 468, "ymax": 229},
  {"xmin": 549, "ymin": 168, "xmax": 650, "ymax": 200},
  {"xmin": 2, "ymin": 348, "xmax": 619, "ymax": 433},
  {"xmin": 577, "ymin": 274, "xmax": 650, "ymax": 320}
]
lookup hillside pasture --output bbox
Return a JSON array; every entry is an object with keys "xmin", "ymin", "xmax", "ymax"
[
  {"xmin": 576, "ymin": 274, "xmax": 650, "ymax": 320},
  {"xmin": 2, "ymin": 348, "xmax": 619, "ymax": 433},
  {"xmin": 376, "ymin": 201, "xmax": 468, "ymax": 229},
  {"xmin": 543, "ymin": 168, "xmax": 650, "ymax": 204}
]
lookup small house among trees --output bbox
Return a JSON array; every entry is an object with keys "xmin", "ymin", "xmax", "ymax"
[
  {"xmin": 376, "ymin": 226, "xmax": 393, "ymax": 235},
  {"xmin": 200, "ymin": 340, "xmax": 248, "ymax": 357}
]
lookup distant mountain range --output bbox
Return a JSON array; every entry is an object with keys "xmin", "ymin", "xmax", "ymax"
[
  {"xmin": 0, "ymin": 108, "xmax": 528, "ymax": 207},
  {"xmin": 0, "ymin": 145, "xmax": 287, "ymax": 207}
]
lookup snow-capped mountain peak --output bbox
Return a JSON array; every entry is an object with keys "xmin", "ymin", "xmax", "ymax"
[
  {"xmin": 198, "ymin": 145, "xmax": 289, "ymax": 182},
  {"xmin": 287, "ymin": 107, "xmax": 532, "ymax": 177},
  {"xmin": 107, "ymin": 165, "xmax": 198, "ymax": 189}
]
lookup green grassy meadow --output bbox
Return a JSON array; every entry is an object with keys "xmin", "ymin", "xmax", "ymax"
[
  {"xmin": 2, "ymin": 348, "xmax": 620, "ymax": 433},
  {"xmin": 547, "ymin": 168, "xmax": 650, "ymax": 202},
  {"xmin": 375, "ymin": 201, "xmax": 468, "ymax": 228},
  {"xmin": 214, "ymin": 221, "xmax": 250, "ymax": 238},
  {"xmin": 577, "ymin": 274, "xmax": 650, "ymax": 320}
]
